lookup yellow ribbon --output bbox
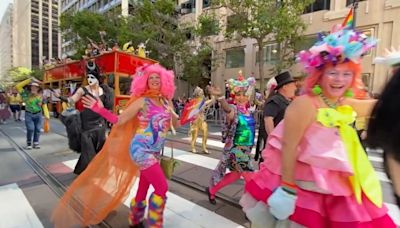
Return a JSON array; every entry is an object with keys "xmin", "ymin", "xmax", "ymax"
[{"xmin": 317, "ymin": 105, "xmax": 382, "ymax": 207}]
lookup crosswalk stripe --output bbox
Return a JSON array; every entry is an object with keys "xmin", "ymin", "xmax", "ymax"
[
  {"xmin": 62, "ymin": 159, "xmax": 244, "ymax": 228},
  {"xmin": 182, "ymin": 137, "xmax": 257, "ymax": 155},
  {"xmin": 368, "ymin": 155, "xmax": 384, "ymax": 163},
  {"xmin": 0, "ymin": 183, "xmax": 43, "ymax": 228}
]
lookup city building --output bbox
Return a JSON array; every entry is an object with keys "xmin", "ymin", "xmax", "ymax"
[
  {"xmin": 60, "ymin": 0, "xmax": 131, "ymax": 57},
  {"xmin": 178, "ymin": 0, "xmax": 400, "ymax": 94},
  {"xmin": 12, "ymin": 0, "xmax": 61, "ymax": 70},
  {"xmin": 0, "ymin": 3, "xmax": 13, "ymax": 81}
]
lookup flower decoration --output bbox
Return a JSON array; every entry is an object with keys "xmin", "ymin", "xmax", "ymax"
[
  {"xmin": 227, "ymin": 70, "xmax": 256, "ymax": 96},
  {"xmin": 297, "ymin": 25, "xmax": 377, "ymax": 73}
]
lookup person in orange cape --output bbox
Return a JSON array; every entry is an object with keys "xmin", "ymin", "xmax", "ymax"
[{"xmin": 52, "ymin": 64, "xmax": 180, "ymax": 228}]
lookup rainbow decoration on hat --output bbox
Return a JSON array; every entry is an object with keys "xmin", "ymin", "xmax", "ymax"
[
  {"xmin": 342, "ymin": 8, "xmax": 354, "ymax": 29},
  {"xmin": 297, "ymin": 25, "xmax": 376, "ymax": 73},
  {"xmin": 180, "ymin": 97, "xmax": 206, "ymax": 125}
]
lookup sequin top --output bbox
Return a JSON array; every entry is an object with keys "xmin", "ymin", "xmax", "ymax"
[
  {"xmin": 233, "ymin": 111, "xmax": 255, "ymax": 146},
  {"xmin": 129, "ymin": 98, "xmax": 171, "ymax": 169}
]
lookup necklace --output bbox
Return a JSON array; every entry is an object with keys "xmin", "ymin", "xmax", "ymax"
[{"xmin": 319, "ymin": 93, "xmax": 339, "ymax": 109}]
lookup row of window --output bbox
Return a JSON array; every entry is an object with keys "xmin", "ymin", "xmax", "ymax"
[
  {"xmin": 225, "ymin": 45, "xmax": 280, "ymax": 69},
  {"xmin": 225, "ymin": 28, "xmax": 373, "ymax": 69},
  {"xmin": 179, "ymin": 0, "xmax": 366, "ymax": 16}
]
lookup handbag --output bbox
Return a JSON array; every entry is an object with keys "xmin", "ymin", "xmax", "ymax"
[{"xmin": 160, "ymin": 143, "xmax": 179, "ymax": 179}]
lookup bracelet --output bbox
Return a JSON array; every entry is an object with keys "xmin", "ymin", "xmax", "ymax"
[{"xmin": 281, "ymin": 180, "xmax": 297, "ymax": 190}]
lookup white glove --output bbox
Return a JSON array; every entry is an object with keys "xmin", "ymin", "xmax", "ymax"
[
  {"xmin": 374, "ymin": 46, "xmax": 400, "ymax": 66},
  {"xmin": 267, "ymin": 186, "xmax": 297, "ymax": 220}
]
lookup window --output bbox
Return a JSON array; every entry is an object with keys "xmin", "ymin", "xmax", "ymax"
[
  {"xmin": 346, "ymin": 0, "xmax": 366, "ymax": 7},
  {"xmin": 225, "ymin": 48, "xmax": 245, "ymax": 68},
  {"xmin": 361, "ymin": 73, "xmax": 371, "ymax": 91},
  {"xmin": 203, "ymin": 0, "xmax": 210, "ymax": 9},
  {"xmin": 294, "ymin": 36, "xmax": 316, "ymax": 53},
  {"xmin": 180, "ymin": 0, "xmax": 195, "ymax": 15},
  {"xmin": 256, "ymin": 44, "xmax": 280, "ymax": 64},
  {"xmin": 304, "ymin": 0, "xmax": 330, "ymax": 14}
]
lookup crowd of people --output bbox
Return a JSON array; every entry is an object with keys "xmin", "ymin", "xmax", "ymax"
[{"xmin": 2, "ymin": 24, "xmax": 400, "ymax": 228}]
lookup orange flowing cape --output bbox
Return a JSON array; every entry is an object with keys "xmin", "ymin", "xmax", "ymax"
[{"xmin": 52, "ymin": 91, "xmax": 160, "ymax": 228}]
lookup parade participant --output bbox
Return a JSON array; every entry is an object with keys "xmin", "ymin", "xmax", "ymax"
[
  {"xmin": 239, "ymin": 26, "xmax": 396, "ymax": 227},
  {"xmin": 189, "ymin": 86, "xmax": 215, "ymax": 153},
  {"xmin": 60, "ymin": 61, "xmax": 113, "ymax": 174},
  {"xmin": 0, "ymin": 89, "xmax": 11, "ymax": 123},
  {"xmin": 52, "ymin": 64, "xmax": 181, "ymax": 228},
  {"xmin": 367, "ymin": 47, "xmax": 400, "ymax": 207},
  {"xmin": 8, "ymin": 89, "xmax": 22, "ymax": 121},
  {"xmin": 206, "ymin": 72, "xmax": 256, "ymax": 205},
  {"xmin": 15, "ymin": 78, "xmax": 49, "ymax": 149}
]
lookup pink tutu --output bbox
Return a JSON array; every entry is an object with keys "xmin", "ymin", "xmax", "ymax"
[{"xmin": 241, "ymin": 122, "xmax": 396, "ymax": 227}]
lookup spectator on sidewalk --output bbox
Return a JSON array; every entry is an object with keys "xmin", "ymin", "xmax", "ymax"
[
  {"xmin": 0, "ymin": 90, "xmax": 11, "ymax": 124},
  {"xmin": 254, "ymin": 72, "xmax": 296, "ymax": 163},
  {"xmin": 7, "ymin": 89, "xmax": 22, "ymax": 121},
  {"xmin": 15, "ymin": 78, "xmax": 50, "ymax": 149},
  {"xmin": 50, "ymin": 88, "xmax": 61, "ymax": 118},
  {"xmin": 254, "ymin": 79, "xmax": 276, "ymax": 162}
]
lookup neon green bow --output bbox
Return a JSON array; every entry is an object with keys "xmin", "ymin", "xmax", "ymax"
[{"xmin": 317, "ymin": 105, "xmax": 382, "ymax": 207}]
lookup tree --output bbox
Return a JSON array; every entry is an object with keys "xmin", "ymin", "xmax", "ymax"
[
  {"xmin": 0, "ymin": 67, "xmax": 32, "ymax": 88},
  {"xmin": 209, "ymin": 0, "xmax": 313, "ymax": 91},
  {"xmin": 59, "ymin": 0, "xmax": 219, "ymax": 87}
]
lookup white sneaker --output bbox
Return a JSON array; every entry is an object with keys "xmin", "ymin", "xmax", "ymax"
[{"xmin": 26, "ymin": 145, "xmax": 32, "ymax": 150}]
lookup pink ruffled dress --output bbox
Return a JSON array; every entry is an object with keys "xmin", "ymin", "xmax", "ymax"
[{"xmin": 240, "ymin": 108, "xmax": 396, "ymax": 228}]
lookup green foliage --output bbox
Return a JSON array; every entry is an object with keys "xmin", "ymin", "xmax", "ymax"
[
  {"xmin": 31, "ymin": 68, "xmax": 45, "ymax": 81},
  {"xmin": 195, "ymin": 14, "xmax": 220, "ymax": 37},
  {"xmin": 0, "ymin": 67, "xmax": 32, "ymax": 88},
  {"xmin": 8, "ymin": 67, "xmax": 32, "ymax": 82},
  {"xmin": 210, "ymin": 0, "xmax": 313, "ymax": 91}
]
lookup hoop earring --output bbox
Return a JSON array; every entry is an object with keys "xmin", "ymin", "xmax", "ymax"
[
  {"xmin": 344, "ymin": 89, "xmax": 354, "ymax": 98},
  {"xmin": 311, "ymin": 84, "xmax": 322, "ymax": 95}
]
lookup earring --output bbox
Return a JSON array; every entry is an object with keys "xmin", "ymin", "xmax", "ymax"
[
  {"xmin": 344, "ymin": 89, "xmax": 354, "ymax": 97},
  {"xmin": 311, "ymin": 84, "xmax": 322, "ymax": 95}
]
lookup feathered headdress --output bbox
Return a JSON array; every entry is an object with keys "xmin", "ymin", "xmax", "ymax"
[
  {"xmin": 227, "ymin": 70, "xmax": 256, "ymax": 97},
  {"xmin": 297, "ymin": 25, "xmax": 377, "ymax": 73}
]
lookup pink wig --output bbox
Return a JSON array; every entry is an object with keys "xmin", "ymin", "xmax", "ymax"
[
  {"xmin": 130, "ymin": 64, "xmax": 176, "ymax": 99},
  {"xmin": 302, "ymin": 61, "xmax": 362, "ymax": 96}
]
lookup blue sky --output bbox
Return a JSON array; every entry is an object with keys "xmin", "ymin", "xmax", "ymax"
[{"xmin": 0, "ymin": 0, "xmax": 13, "ymax": 20}]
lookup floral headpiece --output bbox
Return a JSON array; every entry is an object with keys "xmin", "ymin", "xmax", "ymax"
[
  {"xmin": 227, "ymin": 70, "xmax": 256, "ymax": 96},
  {"xmin": 297, "ymin": 25, "xmax": 377, "ymax": 73}
]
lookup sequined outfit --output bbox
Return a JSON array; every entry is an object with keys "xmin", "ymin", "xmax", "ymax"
[
  {"xmin": 211, "ymin": 105, "xmax": 255, "ymax": 186},
  {"xmin": 129, "ymin": 98, "xmax": 171, "ymax": 170}
]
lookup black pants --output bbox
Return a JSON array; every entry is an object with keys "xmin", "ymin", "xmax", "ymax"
[
  {"xmin": 255, "ymin": 131, "xmax": 267, "ymax": 162},
  {"xmin": 74, "ymin": 127, "xmax": 106, "ymax": 174}
]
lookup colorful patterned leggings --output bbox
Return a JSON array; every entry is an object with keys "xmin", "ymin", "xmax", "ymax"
[{"xmin": 135, "ymin": 163, "xmax": 168, "ymax": 201}]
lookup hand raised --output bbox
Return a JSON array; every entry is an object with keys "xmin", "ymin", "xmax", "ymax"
[
  {"xmin": 82, "ymin": 95, "xmax": 103, "ymax": 109},
  {"xmin": 208, "ymin": 86, "xmax": 223, "ymax": 97}
]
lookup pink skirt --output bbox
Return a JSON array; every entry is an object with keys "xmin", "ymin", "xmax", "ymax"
[{"xmin": 242, "ymin": 168, "xmax": 396, "ymax": 228}]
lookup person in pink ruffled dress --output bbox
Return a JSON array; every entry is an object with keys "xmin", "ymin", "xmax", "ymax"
[{"xmin": 239, "ymin": 26, "xmax": 397, "ymax": 228}]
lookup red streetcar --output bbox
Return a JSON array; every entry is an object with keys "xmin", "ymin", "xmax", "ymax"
[{"xmin": 43, "ymin": 50, "xmax": 157, "ymax": 113}]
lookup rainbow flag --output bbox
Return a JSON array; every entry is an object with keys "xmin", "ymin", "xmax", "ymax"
[
  {"xmin": 180, "ymin": 97, "xmax": 205, "ymax": 125},
  {"xmin": 342, "ymin": 8, "xmax": 354, "ymax": 28}
]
